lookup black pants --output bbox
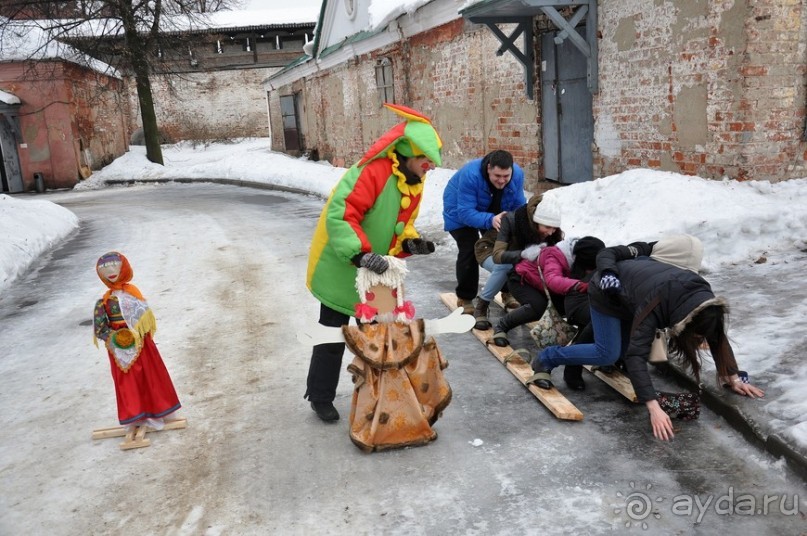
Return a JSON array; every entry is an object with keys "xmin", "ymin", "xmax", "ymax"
[
  {"xmin": 304, "ymin": 303, "xmax": 350, "ymax": 403},
  {"xmin": 509, "ymin": 270, "xmax": 565, "ymax": 314},
  {"xmin": 450, "ymin": 227, "xmax": 482, "ymax": 301}
]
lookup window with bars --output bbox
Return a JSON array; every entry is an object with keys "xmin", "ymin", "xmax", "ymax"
[{"xmin": 375, "ymin": 58, "xmax": 394, "ymax": 105}]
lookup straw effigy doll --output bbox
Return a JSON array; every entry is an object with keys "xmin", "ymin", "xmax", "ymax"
[
  {"xmin": 298, "ymin": 256, "xmax": 473, "ymax": 452},
  {"xmin": 93, "ymin": 251, "xmax": 181, "ymax": 432}
]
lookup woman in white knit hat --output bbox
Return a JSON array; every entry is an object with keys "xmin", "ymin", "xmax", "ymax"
[{"xmin": 486, "ymin": 194, "xmax": 572, "ymax": 347}]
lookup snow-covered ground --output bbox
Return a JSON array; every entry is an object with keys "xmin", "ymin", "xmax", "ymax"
[{"xmin": 3, "ymin": 136, "xmax": 807, "ymax": 453}]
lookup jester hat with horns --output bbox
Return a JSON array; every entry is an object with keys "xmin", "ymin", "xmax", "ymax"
[{"xmin": 357, "ymin": 103, "xmax": 443, "ymax": 167}]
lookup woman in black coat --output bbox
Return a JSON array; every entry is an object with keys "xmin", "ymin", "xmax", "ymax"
[{"xmin": 530, "ymin": 236, "xmax": 764, "ymax": 440}]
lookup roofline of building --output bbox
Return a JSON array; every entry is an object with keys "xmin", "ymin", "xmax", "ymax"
[
  {"xmin": 65, "ymin": 21, "xmax": 314, "ymax": 42},
  {"xmin": 263, "ymin": 0, "xmax": 461, "ymax": 90}
]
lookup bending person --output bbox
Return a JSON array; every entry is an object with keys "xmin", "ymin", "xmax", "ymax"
[
  {"xmin": 442, "ymin": 150, "xmax": 526, "ymax": 314},
  {"xmin": 530, "ymin": 237, "xmax": 764, "ymax": 440},
  {"xmin": 489, "ymin": 195, "xmax": 564, "ymax": 347},
  {"xmin": 305, "ymin": 104, "xmax": 442, "ymax": 423}
]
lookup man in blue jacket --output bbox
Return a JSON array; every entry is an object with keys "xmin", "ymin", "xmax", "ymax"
[{"xmin": 442, "ymin": 150, "xmax": 527, "ymax": 314}]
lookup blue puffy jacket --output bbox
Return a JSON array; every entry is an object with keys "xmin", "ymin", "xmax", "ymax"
[{"xmin": 442, "ymin": 157, "xmax": 527, "ymax": 232}]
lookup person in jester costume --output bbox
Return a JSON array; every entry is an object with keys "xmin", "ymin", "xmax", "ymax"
[{"xmin": 305, "ymin": 103, "xmax": 443, "ymax": 423}]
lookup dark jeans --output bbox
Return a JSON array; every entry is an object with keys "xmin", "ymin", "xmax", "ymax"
[
  {"xmin": 450, "ymin": 227, "xmax": 482, "ymax": 301},
  {"xmin": 539, "ymin": 307, "xmax": 630, "ymax": 368},
  {"xmin": 304, "ymin": 303, "xmax": 350, "ymax": 403}
]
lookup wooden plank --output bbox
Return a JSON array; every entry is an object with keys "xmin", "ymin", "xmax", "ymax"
[
  {"xmin": 440, "ymin": 293, "xmax": 583, "ymax": 421},
  {"xmin": 120, "ymin": 425, "xmax": 151, "ymax": 450},
  {"xmin": 492, "ymin": 295, "xmax": 638, "ymax": 403},
  {"xmin": 92, "ymin": 418, "xmax": 188, "ymax": 440},
  {"xmin": 583, "ymin": 366, "xmax": 638, "ymax": 402}
]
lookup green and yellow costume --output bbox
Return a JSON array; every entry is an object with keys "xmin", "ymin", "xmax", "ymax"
[{"xmin": 306, "ymin": 104, "xmax": 442, "ymax": 315}]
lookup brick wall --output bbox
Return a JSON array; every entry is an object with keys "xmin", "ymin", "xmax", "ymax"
[
  {"xmin": 0, "ymin": 61, "xmax": 129, "ymax": 189},
  {"xmin": 271, "ymin": 19, "xmax": 547, "ymax": 192},
  {"xmin": 65, "ymin": 63, "xmax": 130, "ymax": 171},
  {"xmin": 596, "ymin": 0, "xmax": 807, "ymax": 182},
  {"xmin": 130, "ymin": 67, "xmax": 277, "ymax": 142},
  {"xmin": 270, "ymin": 0, "xmax": 807, "ymax": 186}
]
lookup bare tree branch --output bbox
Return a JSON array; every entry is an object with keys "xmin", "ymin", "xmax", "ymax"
[{"xmin": 0, "ymin": 0, "xmax": 241, "ymax": 164}]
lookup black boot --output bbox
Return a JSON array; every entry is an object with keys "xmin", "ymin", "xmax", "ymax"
[
  {"xmin": 563, "ymin": 365, "xmax": 586, "ymax": 391},
  {"xmin": 492, "ymin": 304, "xmax": 536, "ymax": 347},
  {"xmin": 527, "ymin": 354, "xmax": 554, "ymax": 390},
  {"xmin": 473, "ymin": 297, "xmax": 491, "ymax": 330},
  {"xmin": 310, "ymin": 401, "xmax": 340, "ymax": 422}
]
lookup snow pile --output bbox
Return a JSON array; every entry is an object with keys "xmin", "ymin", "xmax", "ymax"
[{"xmin": 0, "ymin": 194, "xmax": 78, "ymax": 291}]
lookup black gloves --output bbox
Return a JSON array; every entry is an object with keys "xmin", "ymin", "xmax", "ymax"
[
  {"xmin": 598, "ymin": 270, "xmax": 621, "ymax": 294},
  {"xmin": 402, "ymin": 238, "xmax": 435, "ymax": 255},
  {"xmin": 354, "ymin": 252, "xmax": 389, "ymax": 274}
]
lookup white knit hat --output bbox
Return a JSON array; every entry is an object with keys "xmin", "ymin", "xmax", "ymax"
[{"xmin": 532, "ymin": 198, "xmax": 562, "ymax": 227}]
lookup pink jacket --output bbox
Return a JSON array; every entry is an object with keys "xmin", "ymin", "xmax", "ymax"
[{"xmin": 514, "ymin": 245, "xmax": 580, "ymax": 295}]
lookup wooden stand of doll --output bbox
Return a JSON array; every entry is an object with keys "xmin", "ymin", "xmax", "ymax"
[
  {"xmin": 92, "ymin": 418, "xmax": 188, "ymax": 449},
  {"xmin": 91, "ymin": 251, "xmax": 185, "ymax": 450},
  {"xmin": 297, "ymin": 257, "xmax": 474, "ymax": 452}
]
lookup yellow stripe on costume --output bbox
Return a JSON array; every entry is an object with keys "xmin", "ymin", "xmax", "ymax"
[{"xmin": 306, "ymin": 202, "xmax": 331, "ymax": 290}]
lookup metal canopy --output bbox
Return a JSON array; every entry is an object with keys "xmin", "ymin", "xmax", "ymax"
[{"xmin": 461, "ymin": 0, "xmax": 599, "ymax": 98}]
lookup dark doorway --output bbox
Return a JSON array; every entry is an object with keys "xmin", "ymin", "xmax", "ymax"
[
  {"xmin": 0, "ymin": 141, "xmax": 8, "ymax": 192},
  {"xmin": 541, "ymin": 27, "xmax": 594, "ymax": 184},
  {"xmin": 0, "ymin": 113, "xmax": 23, "ymax": 192},
  {"xmin": 280, "ymin": 93, "xmax": 302, "ymax": 152}
]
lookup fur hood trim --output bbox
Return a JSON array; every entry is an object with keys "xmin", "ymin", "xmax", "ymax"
[{"xmin": 671, "ymin": 296, "xmax": 729, "ymax": 336}]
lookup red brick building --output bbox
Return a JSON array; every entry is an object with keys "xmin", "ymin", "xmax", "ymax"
[
  {"xmin": 265, "ymin": 0, "xmax": 807, "ymax": 189},
  {"xmin": 0, "ymin": 32, "xmax": 130, "ymax": 192},
  {"xmin": 0, "ymin": 12, "xmax": 316, "ymax": 192}
]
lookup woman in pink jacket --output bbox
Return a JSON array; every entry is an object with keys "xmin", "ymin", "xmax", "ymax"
[{"xmin": 492, "ymin": 237, "xmax": 600, "ymax": 350}]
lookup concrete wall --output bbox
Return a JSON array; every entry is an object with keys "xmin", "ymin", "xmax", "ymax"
[
  {"xmin": 129, "ymin": 67, "xmax": 278, "ymax": 142},
  {"xmin": 595, "ymin": 0, "xmax": 807, "ymax": 181},
  {"xmin": 0, "ymin": 61, "xmax": 129, "ymax": 190}
]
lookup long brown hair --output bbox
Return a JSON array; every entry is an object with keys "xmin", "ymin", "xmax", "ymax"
[{"xmin": 669, "ymin": 303, "xmax": 737, "ymax": 382}]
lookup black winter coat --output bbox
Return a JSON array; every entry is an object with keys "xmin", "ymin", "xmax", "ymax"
[{"xmin": 589, "ymin": 257, "xmax": 716, "ymax": 403}]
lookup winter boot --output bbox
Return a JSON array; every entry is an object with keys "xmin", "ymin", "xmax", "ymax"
[
  {"xmin": 527, "ymin": 354, "xmax": 554, "ymax": 389},
  {"xmin": 492, "ymin": 304, "xmax": 536, "ymax": 347},
  {"xmin": 310, "ymin": 401, "xmax": 340, "ymax": 422},
  {"xmin": 457, "ymin": 297, "xmax": 475, "ymax": 315},
  {"xmin": 563, "ymin": 365, "xmax": 586, "ymax": 391},
  {"xmin": 473, "ymin": 298, "xmax": 491, "ymax": 330},
  {"xmin": 501, "ymin": 292, "xmax": 520, "ymax": 310}
]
